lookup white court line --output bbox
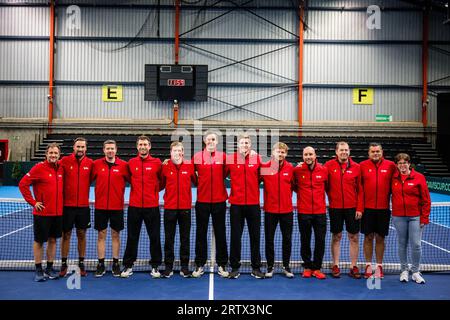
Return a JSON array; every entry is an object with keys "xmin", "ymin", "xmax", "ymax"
[
  {"xmin": 0, "ymin": 224, "xmax": 33, "ymax": 239},
  {"xmin": 209, "ymin": 270, "xmax": 214, "ymax": 301},
  {"xmin": 421, "ymin": 240, "xmax": 450, "ymax": 254},
  {"xmin": 0, "ymin": 208, "xmax": 29, "ymax": 218},
  {"xmin": 430, "ymin": 221, "xmax": 450, "ymax": 229},
  {"xmin": 389, "ymin": 226, "xmax": 450, "ymax": 254}
]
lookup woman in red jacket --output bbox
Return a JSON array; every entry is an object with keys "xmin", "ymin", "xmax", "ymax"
[{"xmin": 391, "ymin": 153, "xmax": 431, "ymax": 284}]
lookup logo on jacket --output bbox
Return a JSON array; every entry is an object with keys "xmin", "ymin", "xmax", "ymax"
[
  {"xmin": 113, "ymin": 169, "xmax": 119, "ymax": 172},
  {"xmin": 70, "ymin": 166, "xmax": 73, "ymax": 170},
  {"xmin": 182, "ymin": 171, "xmax": 188, "ymax": 174},
  {"xmin": 381, "ymin": 170, "xmax": 387, "ymax": 173},
  {"xmin": 347, "ymin": 171, "xmax": 353, "ymax": 174},
  {"xmin": 83, "ymin": 167, "xmax": 89, "ymax": 170},
  {"xmin": 146, "ymin": 167, "xmax": 152, "ymax": 170},
  {"xmin": 316, "ymin": 175, "xmax": 322, "ymax": 179},
  {"xmin": 248, "ymin": 165, "xmax": 254, "ymax": 167},
  {"xmin": 283, "ymin": 173, "xmax": 289, "ymax": 176},
  {"xmin": 49, "ymin": 174, "xmax": 52, "ymax": 177},
  {"xmin": 368, "ymin": 169, "xmax": 372, "ymax": 173},
  {"xmin": 408, "ymin": 183, "xmax": 414, "ymax": 186}
]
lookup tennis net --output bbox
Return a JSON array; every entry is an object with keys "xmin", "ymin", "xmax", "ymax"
[{"xmin": 0, "ymin": 198, "xmax": 449, "ymax": 273}]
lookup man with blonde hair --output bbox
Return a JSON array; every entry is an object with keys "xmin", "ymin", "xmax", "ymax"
[{"xmin": 261, "ymin": 142, "xmax": 295, "ymax": 278}]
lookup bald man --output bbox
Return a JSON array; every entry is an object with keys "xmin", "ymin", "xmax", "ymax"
[{"xmin": 294, "ymin": 147, "xmax": 328, "ymax": 279}]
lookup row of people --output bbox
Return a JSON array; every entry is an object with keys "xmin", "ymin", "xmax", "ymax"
[{"xmin": 19, "ymin": 132, "xmax": 431, "ymax": 284}]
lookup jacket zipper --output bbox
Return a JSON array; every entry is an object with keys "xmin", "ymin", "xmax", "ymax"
[
  {"xmin": 55, "ymin": 165, "xmax": 59, "ymax": 215},
  {"xmin": 177, "ymin": 164, "xmax": 180, "ymax": 210},
  {"xmin": 244, "ymin": 157, "xmax": 247, "ymax": 205},
  {"xmin": 107, "ymin": 164, "xmax": 111, "ymax": 210},
  {"xmin": 142, "ymin": 158, "xmax": 145, "ymax": 207},
  {"xmin": 210, "ymin": 153, "xmax": 213, "ymax": 203},
  {"xmin": 310, "ymin": 168, "xmax": 314, "ymax": 213},
  {"xmin": 278, "ymin": 163, "xmax": 281, "ymax": 213},
  {"xmin": 375, "ymin": 162, "xmax": 379, "ymax": 209},
  {"xmin": 340, "ymin": 163, "xmax": 345, "ymax": 209},
  {"xmin": 401, "ymin": 178, "xmax": 407, "ymax": 216}
]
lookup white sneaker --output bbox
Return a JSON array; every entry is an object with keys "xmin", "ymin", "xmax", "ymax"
[
  {"xmin": 412, "ymin": 272, "xmax": 425, "ymax": 284},
  {"xmin": 218, "ymin": 266, "xmax": 229, "ymax": 278},
  {"xmin": 120, "ymin": 267, "xmax": 133, "ymax": 278},
  {"xmin": 282, "ymin": 267, "xmax": 294, "ymax": 279},
  {"xmin": 265, "ymin": 267, "xmax": 274, "ymax": 278},
  {"xmin": 399, "ymin": 270, "xmax": 409, "ymax": 282},
  {"xmin": 192, "ymin": 266, "xmax": 204, "ymax": 278},
  {"xmin": 150, "ymin": 268, "xmax": 161, "ymax": 279}
]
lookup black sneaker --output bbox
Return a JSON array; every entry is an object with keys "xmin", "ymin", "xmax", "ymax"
[
  {"xmin": 95, "ymin": 263, "xmax": 106, "ymax": 278},
  {"xmin": 44, "ymin": 267, "xmax": 59, "ymax": 280},
  {"xmin": 180, "ymin": 267, "xmax": 192, "ymax": 278},
  {"xmin": 112, "ymin": 262, "xmax": 121, "ymax": 277},
  {"xmin": 228, "ymin": 268, "xmax": 240, "ymax": 279},
  {"xmin": 251, "ymin": 268, "xmax": 265, "ymax": 279},
  {"xmin": 162, "ymin": 268, "xmax": 173, "ymax": 278}
]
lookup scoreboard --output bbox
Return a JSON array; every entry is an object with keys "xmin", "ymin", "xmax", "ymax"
[{"xmin": 144, "ymin": 64, "xmax": 208, "ymax": 101}]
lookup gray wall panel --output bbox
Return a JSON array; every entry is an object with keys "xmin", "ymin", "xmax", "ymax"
[
  {"xmin": 55, "ymin": 41, "xmax": 173, "ymax": 81},
  {"xmin": 305, "ymin": 10, "xmax": 421, "ymax": 40},
  {"xmin": 303, "ymin": 88, "xmax": 421, "ymax": 122},
  {"xmin": 429, "ymin": 45, "xmax": 450, "ymax": 86},
  {"xmin": 0, "ymin": 7, "xmax": 49, "ymax": 36},
  {"xmin": 429, "ymin": 11, "xmax": 450, "ymax": 41},
  {"xmin": 308, "ymin": 0, "xmax": 416, "ymax": 8},
  {"xmin": 0, "ymin": 41, "xmax": 49, "ymax": 80},
  {"xmin": 58, "ymin": 7, "xmax": 172, "ymax": 38},
  {"xmin": 54, "ymin": 86, "xmax": 297, "ymax": 121},
  {"xmin": 0, "ymin": 86, "xmax": 48, "ymax": 118},
  {"xmin": 304, "ymin": 44, "xmax": 422, "ymax": 85},
  {"xmin": 181, "ymin": 43, "xmax": 297, "ymax": 83},
  {"xmin": 55, "ymin": 86, "xmax": 171, "ymax": 120}
]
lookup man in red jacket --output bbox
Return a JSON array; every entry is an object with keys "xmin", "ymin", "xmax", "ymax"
[
  {"xmin": 260, "ymin": 142, "xmax": 294, "ymax": 279},
  {"xmin": 226, "ymin": 134, "xmax": 265, "ymax": 279},
  {"xmin": 160, "ymin": 142, "xmax": 197, "ymax": 278},
  {"xmin": 294, "ymin": 146, "xmax": 328, "ymax": 280},
  {"xmin": 192, "ymin": 130, "xmax": 229, "ymax": 278},
  {"xmin": 59, "ymin": 137, "xmax": 93, "ymax": 277},
  {"xmin": 325, "ymin": 141, "xmax": 364, "ymax": 279},
  {"xmin": 91, "ymin": 140, "xmax": 130, "ymax": 278},
  {"xmin": 360, "ymin": 143, "xmax": 396, "ymax": 279},
  {"xmin": 19, "ymin": 143, "xmax": 63, "ymax": 282},
  {"xmin": 120, "ymin": 136, "xmax": 163, "ymax": 279}
]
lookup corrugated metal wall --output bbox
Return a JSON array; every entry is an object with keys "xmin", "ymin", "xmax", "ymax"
[{"xmin": 1, "ymin": 1, "xmax": 449, "ymax": 126}]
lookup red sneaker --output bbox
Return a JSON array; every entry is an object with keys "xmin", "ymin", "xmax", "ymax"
[
  {"xmin": 59, "ymin": 264, "xmax": 68, "ymax": 277},
  {"xmin": 349, "ymin": 266, "xmax": 361, "ymax": 279},
  {"xmin": 302, "ymin": 269, "xmax": 312, "ymax": 278},
  {"xmin": 331, "ymin": 265, "xmax": 341, "ymax": 278},
  {"xmin": 375, "ymin": 265, "xmax": 384, "ymax": 279},
  {"xmin": 364, "ymin": 265, "xmax": 373, "ymax": 279},
  {"xmin": 312, "ymin": 270, "xmax": 326, "ymax": 280}
]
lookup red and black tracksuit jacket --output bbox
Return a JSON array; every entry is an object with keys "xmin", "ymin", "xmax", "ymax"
[
  {"xmin": 19, "ymin": 160, "xmax": 64, "ymax": 216},
  {"xmin": 391, "ymin": 169, "xmax": 431, "ymax": 225},
  {"xmin": 161, "ymin": 160, "xmax": 197, "ymax": 210},
  {"xmin": 324, "ymin": 157, "xmax": 364, "ymax": 212},
  {"xmin": 360, "ymin": 158, "xmax": 396, "ymax": 210},
  {"xmin": 226, "ymin": 152, "xmax": 261, "ymax": 205},
  {"xmin": 128, "ymin": 154, "xmax": 162, "ymax": 208},
  {"xmin": 294, "ymin": 161, "xmax": 328, "ymax": 214},
  {"xmin": 193, "ymin": 150, "xmax": 228, "ymax": 203},
  {"xmin": 91, "ymin": 157, "xmax": 130, "ymax": 210},
  {"xmin": 260, "ymin": 159, "xmax": 294, "ymax": 213},
  {"xmin": 60, "ymin": 154, "xmax": 93, "ymax": 208}
]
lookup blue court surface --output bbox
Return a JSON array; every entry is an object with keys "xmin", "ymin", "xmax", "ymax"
[{"xmin": 1, "ymin": 186, "xmax": 450, "ymax": 301}]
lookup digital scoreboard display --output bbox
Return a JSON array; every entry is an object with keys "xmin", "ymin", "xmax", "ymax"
[
  {"xmin": 167, "ymin": 79, "xmax": 186, "ymax": 86},
  {"xmin": 144, "ymin": 64, "xmax": 208, "ymax": 101}
]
